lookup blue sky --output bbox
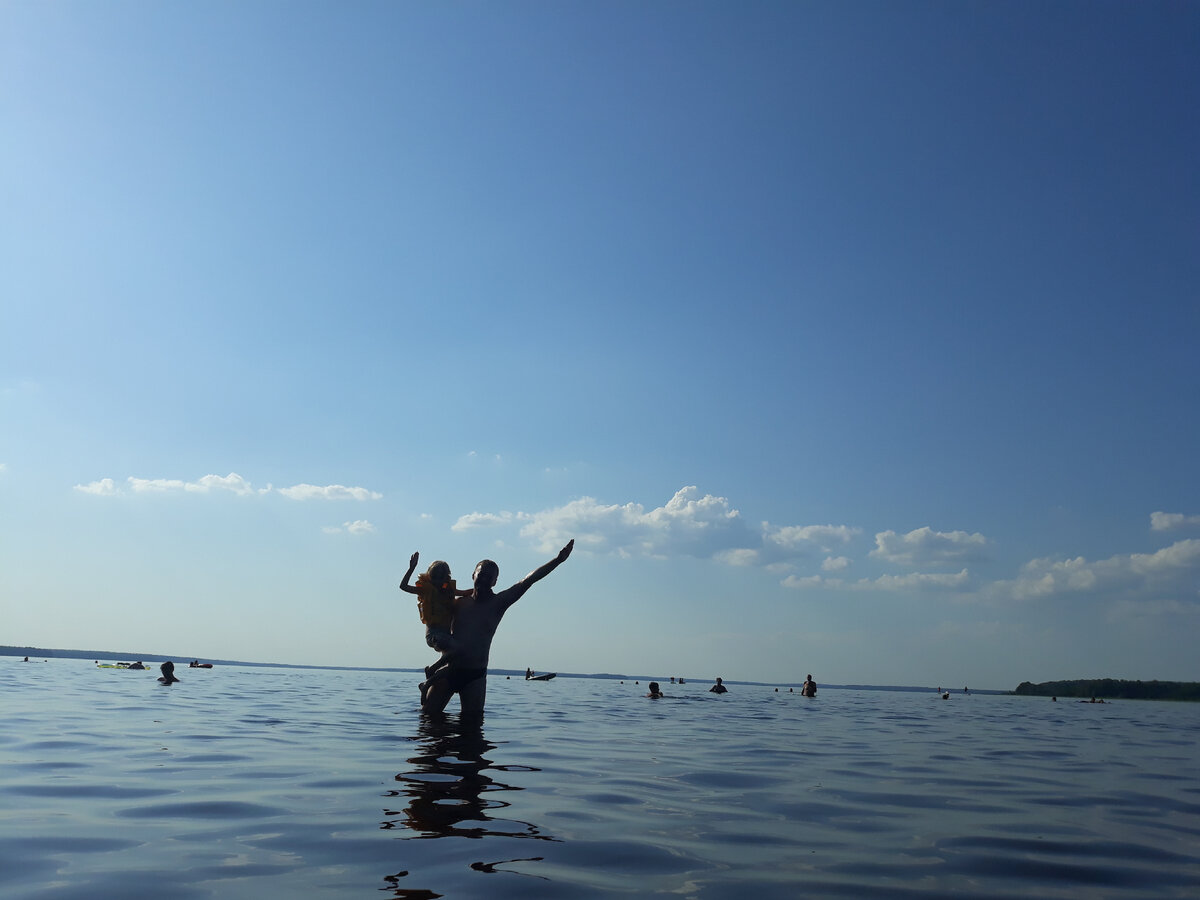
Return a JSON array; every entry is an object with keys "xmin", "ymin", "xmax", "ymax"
[{"xmin": 3, "ymin": 2, "xmax": 1197, "ymax": 688}]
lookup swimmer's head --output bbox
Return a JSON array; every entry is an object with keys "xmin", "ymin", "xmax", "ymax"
[
  {"xmin": 474, "ymin": 559, "xmax": 499, "ymax": 588},
  {"xmin": 425, "ymin": 560, "xmax": 451, "ymax": 584}
]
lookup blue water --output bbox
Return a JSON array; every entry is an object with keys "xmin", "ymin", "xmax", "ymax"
[{"xmin": 2, "ymin": 659, "xmax": 1198, "ymax": 898}]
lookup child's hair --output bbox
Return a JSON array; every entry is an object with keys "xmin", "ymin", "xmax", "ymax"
[
  {"xmin": 425, "ymin": 560, "xmax": 451, "ymax": 585},
  {"xmin": 416, "ymin": 561, "xmax": 455, "ymax": 626}
]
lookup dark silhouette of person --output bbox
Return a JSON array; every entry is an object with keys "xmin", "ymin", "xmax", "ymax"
[{"xmin": 422, "ymin": 541, "xmax": 574, "ymax": 715}]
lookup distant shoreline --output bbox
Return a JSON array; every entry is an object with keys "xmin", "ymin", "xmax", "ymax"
[
  {"xmin": 1014, "ymin": 679, "xmax": 1200, "ymax": 702},
  {"xmin": 4, "ymin": 648, "xmax": 1123, "ymax": 696}
]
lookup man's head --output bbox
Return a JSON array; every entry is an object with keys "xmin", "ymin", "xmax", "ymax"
[{"xmin": 474, "ymin": 559, "xmax": 499, "ymax": 589}]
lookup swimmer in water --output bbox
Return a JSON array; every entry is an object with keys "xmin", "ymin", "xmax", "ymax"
[
  {"xmin": 158, "ymin": 661, "xmax": 180, "ymax": 684},
  {"xmin": 801, "ymin": 674, "xmax": 817, "ymax": 697}
]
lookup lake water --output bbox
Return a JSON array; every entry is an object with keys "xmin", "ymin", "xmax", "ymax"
[{"xmin": 2, "ymin": 659, "xmax": 1198, "ymax": 899}]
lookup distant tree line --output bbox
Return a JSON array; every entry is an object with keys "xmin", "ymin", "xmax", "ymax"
[{"xmin": 1014, "ymin": 679, "xmax": 1200, "ymax": 701}]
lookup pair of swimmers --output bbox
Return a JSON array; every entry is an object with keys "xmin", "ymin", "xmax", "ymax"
[{"xmin": 400, "ymin": 541, "xmax": 575, "ymax": 714}]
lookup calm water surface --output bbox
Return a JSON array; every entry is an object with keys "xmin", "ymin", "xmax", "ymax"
[{"xmin": 1, "ymin": 659, "xmax": 1198, "ymax": 898}]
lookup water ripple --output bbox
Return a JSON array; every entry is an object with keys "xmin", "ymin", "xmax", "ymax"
[{"xmin": 4, "ymin": 661, "xmax": 1199, "ymax": 898}]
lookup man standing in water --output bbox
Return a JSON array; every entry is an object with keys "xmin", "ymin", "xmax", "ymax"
[{"xmin": 421, "ymin": 539, "xmax": 574, "ymax": 716}]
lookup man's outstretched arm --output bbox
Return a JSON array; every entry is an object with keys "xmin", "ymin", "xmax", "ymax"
[{"xmin": 520, "ymin": 539, "xmax": 574, "ymax": 588}]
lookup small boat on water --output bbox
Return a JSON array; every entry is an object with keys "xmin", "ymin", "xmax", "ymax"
[
  {"xmin": 525, "ymin": 672, "xmax": 557, "ymax": 681},
  {"xmin": 188, "ymin": 661, "xmax": 213, "ymax": 668}
]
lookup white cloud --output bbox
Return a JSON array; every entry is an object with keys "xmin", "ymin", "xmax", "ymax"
[
  {"xmin": 1004, "ymin": 538, "xmax": 1200, "ymax": 602},
  {"xmin": 783, "ymin": 567, "xmax": 969, "ymax": 593},
  {"xmin": 71, "ymin": 473, "xmax": 380, "ymax": 502},
  {"xmin": 822, "ymin": 556, "xmax": 851, "ymax": 572},
  {"xmin": 714, "ymin": 548, "xmax": 761, "ymax": 567},
  {"xmin": 454, "ymin": 485, "xmax": 866, "ymax": 569},
  {"xmin": 128, "ymin": 477, "xmax": 187, "ymax": 493},
  {"xmin": 277, "ymin": 483, "xmax": 382, "ymax": 501},
  {"xmin": 325, "ymin": 519, "xmax": 376, "ymax": 536},
  {"xmin": 1151, "ymin": 511, "xmax": 1200, "ymax": 532},
  {"xmin": 452, "ymin": 511, "xmax": 527, "ymax": 531},
  {"xmin": 766, "ymin": 523, "xmax": 860, "ymax": 551},
  {"xmin": 192, "ymin": 473, "xmax": 255, "ymax": 495},
  {"xmin": 517, "ymin": 486, "xmax": 749, "ymax": 557},
  {"xmin": 862, "ymin": 569, "xmax": 970, "ymax": 592},
  {"xmin": 870, "ymin": 527, "xmax": 989, "ymax": 566},
  {"xmin": 1130, "ymin": 539, "xmax": 1200, "ymax": 573},
  {"xmin": 124, "ymin": 473, "xmax": 258, "ymax": 495},
  {"xmin": 74, "ymin": 478, "xmax": 118, "ymax": 496}
]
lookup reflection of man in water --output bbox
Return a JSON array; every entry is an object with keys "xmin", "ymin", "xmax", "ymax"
[
  {"xmin": 385, "ymin": 716, "xmax": 557, "ymax": 842},
  {"xmin": 422, "ymin": 540, "xmax": 574, "ymax": 716}
]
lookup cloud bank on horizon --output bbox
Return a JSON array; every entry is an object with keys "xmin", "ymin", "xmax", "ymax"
[
  {"xmin": 72, "ymin": 472, "xmax": 382, "ymax": 536},
  {"xmin": 75, "ymin": 473, "xmax": 382, "ymax": 502},
  {"xmin": 450, "ymin": 486, "xmax": 1200, "ymax": 609},
  {"xmin": 70, "ymin": 472, "xmax": 1200, "ymax": 614}
]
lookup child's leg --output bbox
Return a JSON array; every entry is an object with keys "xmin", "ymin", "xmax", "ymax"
[
  {"xmin": 425, "ymin": 653, "xmax": 451, "ymax": 680},
  {"xmin": 423, "ymin": 628, "xmax": 459, "ymax": 680},
  {"xmin": 422, "ymin": 628, "xmax": 458, "ymax": 681}
]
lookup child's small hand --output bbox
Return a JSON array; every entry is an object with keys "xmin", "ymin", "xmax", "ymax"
[{"xmin": 409, "ymin": 551, "xmax": 419, "ymax": 568}]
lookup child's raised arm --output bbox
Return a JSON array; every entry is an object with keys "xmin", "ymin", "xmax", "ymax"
[{"xmin": 399, "ymin": 551, "xmax": 420, "ymax": 594}]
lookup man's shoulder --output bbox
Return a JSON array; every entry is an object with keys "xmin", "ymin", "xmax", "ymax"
[{"xmin": 495, "ymin": 581, "xmax": 531, "ymax": 606}]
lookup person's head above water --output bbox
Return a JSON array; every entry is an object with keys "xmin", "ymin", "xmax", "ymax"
[
  {"xmin": 473, "ymin": 559, "xmax": 499, "ymax": 589},
  {"xmin": 647, "ymin": 681, "xmax": 663, "ymax": 698}
]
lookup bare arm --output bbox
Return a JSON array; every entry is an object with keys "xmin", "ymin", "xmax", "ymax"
[
  {"xmin": 399, "ymin": 551, "xmax": 420, "ymax": 595},
  {"xmin": 495, "ymin": 540, "xmax": 575, "ymax": 611},
  {"xmin": 520, "ymin": 539, "xmax": 574, "ymax": 588}
]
